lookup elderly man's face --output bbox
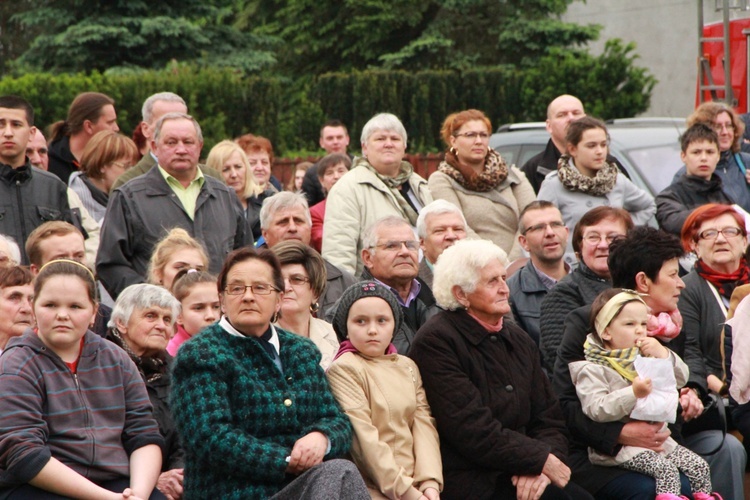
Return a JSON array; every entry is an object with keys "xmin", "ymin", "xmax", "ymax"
[
  {"xmin": 26, "ymin": 130, "xmax": 49, "ymax": 170},
  {"xmin": 363, "ymin": 223, "xmax": 419, "ymax": 285},
  {"xmin": 362, "ymin": 130, "xmax": 406, "ymax": 175},
  {"xmin": 143, "ymin": 100, "xmax": 188, "ymax": 140},
  {"xmin": 152, "ymin": 118, "xmax": 202, "ymax": 182},
  {"xmin": 262, "ymin": 206, "xmax": 312, "ymax": 248},
  {"xmin": 420, "ymin": 212, "xmax": 467, "ymax": 265}
]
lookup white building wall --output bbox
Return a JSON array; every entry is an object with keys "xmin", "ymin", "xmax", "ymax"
[{"xmin": 562, "ymin": 0, "xmax": 747, "ymax": 117}]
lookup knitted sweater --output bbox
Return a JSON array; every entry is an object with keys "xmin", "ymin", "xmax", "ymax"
[{"xmin": 170, "ymin": 322, "xmax": 352, "ymax": 500}]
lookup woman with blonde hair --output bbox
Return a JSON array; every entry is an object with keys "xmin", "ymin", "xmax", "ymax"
[
  {"xmin": 68, "ymin": 130, "xmax": 139, "ymax": 223},
  {"xmin": 147, "ymin": 228, "xmax": 209, "ymax": 291},
  {"xmin": 207, "ymin": 140, "xmax": 275, "ymax": 240},
  {"xmin": 429, "ymin": 109, "xmax": 535, "ymax": 260}
]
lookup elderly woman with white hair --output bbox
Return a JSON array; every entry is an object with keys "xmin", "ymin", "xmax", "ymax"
[
  {"xmin": 106, "ymin": 283, "xmax": 185, "ymax": 500},
  {"xmin": 322, "ymin": 112, "xmax": 433, "ymax": 276},
  {"xmin": 0, "ymin": 234, "xmax": 21, "ymax": 267},
  {"xmin": 410, "ymin": 239, "xmax": 591, "ymax": 500}
]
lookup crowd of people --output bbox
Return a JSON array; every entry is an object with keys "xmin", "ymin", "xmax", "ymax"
[{"xmin": 0, "ymin": 88, "xmax": 748, "ymax": 499}]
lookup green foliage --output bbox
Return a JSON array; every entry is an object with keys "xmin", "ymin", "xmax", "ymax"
[
  {"xmin": 0, "ymin": 47, "xmax": 654, "ymax": 154},
  {"xmin": 519, "ymin": 39, "xmax": 658, "ymax": 120},
  {"xmin": 13, "ymin": 0, "xmax": 276, "ymax": 74}
]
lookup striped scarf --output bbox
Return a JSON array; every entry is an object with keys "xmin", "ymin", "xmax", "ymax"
[{"xmin": 583, "ymin": 337, "xmax": 638, "ymax": 382}]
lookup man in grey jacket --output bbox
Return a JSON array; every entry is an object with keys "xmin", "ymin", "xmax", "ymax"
[{"xmin": 96, "ymin": 112, "xmax": 250, "ymax": 299}]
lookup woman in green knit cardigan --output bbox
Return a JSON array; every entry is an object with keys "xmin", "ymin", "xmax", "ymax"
[{"xmin": 171, "ymin": 247, "xmax": 368, "ymax": 499}]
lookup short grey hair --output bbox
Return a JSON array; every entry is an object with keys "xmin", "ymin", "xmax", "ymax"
[
  {"xmin": 0, "ymin": 234, "xmax": 21, "ymax": 265},
  {"xmin": 141, "ymin": 92, "xmax": 187, "ymax": 123},
  {"xmin": 416, "ymin": 200, "xmax": 467, "ymax": 239},
  {"xmin": 360, "ymin": 113, "xmax": 407, "ymax": 146},
  {"xmin": 259, "ymin": 191, "xmax": 311, "ymax": 230},
  {"xmin": 108, "ymin": 283, "xmax": 181, "ymax": 329},
  {"xmin": 362, "ymin": 215, "xmax": 414, "ymax": 254},
  {"xmin": 433, "ymin": 239, "xmax": 509, "ymax": 310},
  {"xmin": 153, "ymin": 112, "xmax": 203, "ymax": 144}
]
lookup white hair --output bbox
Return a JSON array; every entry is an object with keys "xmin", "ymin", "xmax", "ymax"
[
  {"xmin": 109, "ymin": 283, "xmax": 181, "ymax": 329},
  {"xmin": 361, "ymin": 215, "xmax": 413, "ymax": 254},
  {"xmin": 416, "ymin": 200, "xmax": 467, "ymax": 239},
  {"xmin": 142, "ymin": 92, "xmax": 186, "ymax": 123},
  {"xmin": 360, "ymin": 113, "xmax": 407, "ymax": 146},
  {"xmin": 433, "ymin": 239, "xmax": 509, "ymax": 310},
  {"xmin": 0, "ymin": 234, "xmax": 21, "ymax": 265},
  {"xmin": 259, "ymin": 191, "xmax": 311, "ymax": 229}
]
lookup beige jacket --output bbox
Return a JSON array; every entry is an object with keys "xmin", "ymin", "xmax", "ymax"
[
  {"xmin": 327, "ymin": 352, "xmax": 443, "ymax": 500},
  {"xmin": 322, "ymin": 162, "xmax": 432, "ymax": 276},
  {"xmin": 428, "ymin": 166, "xmax": 535, "ymax": 261},
  {"xmin": 309, "ymin": 317, "xmax": 339, "ymax": 370}
]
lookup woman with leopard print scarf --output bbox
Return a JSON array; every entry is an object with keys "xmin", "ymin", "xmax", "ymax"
[
  {"xmin": 538, "ymin": 116, "xmax": 655, "ymax": 267},
  {"xmin": 428, "ymin": 109, "xmax": 536, "ymax": 261}
]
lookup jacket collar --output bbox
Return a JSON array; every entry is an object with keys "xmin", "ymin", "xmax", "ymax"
[
  {"xmin": 516, "ymin": 260, "xmax": 549, "ymax": 293},
  {"xmin": 0, "ymin": 159, "xmax": 32, "ymax": 184},
  {"xmin": 577, "ymin": 261, "xmax": 610, "ymax": 284},
  {"xmin": 141, "ymin": 163, "xmax": 216, "ymax": 198},
  {"xmin": 445, "ymin": 308, "xmax": 514, "ymax": 348}
]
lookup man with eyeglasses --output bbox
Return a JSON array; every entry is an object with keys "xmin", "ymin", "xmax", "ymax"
[
  {"xmin": 359, "ymin": 215, "xmax": 438, "ymax": 355},
  {"xmin": 521, "ymin": 94, "xmax": 627, "ymax": 193},
  {"xmin": 507, "ymin": 201, "xmax": 569, "ymax": 348}
]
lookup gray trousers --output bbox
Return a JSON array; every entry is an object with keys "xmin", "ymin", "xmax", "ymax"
[
  {"xmin": 683, "ymin": 429, "xmax": 747, "ymax": 500},
  {"xmin": 271, "ymin": 459, "xmax": 369, "ymax": 500}
]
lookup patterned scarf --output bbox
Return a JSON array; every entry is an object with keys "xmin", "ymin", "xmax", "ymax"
[
  {"xmin": 359, "ymin": 158, "xmax": 419, "ymax": 225},
  {"xmin": 695, "ymin": 257, "xmax": 750, "ymax": 299},
  {"xmin": 108, "ymin": 327, "xmax": 168, "ymax": 383},
  {"xmin": 557, "ymin": 154, "xmax": 618, "ymax": 196},
  {"xmin": 646, "ymin": 309, "xmax": 682, "ymax": 342},
  {"xmin": 584, "ymin": 337, "xmax": 639, "ymax": 382},
  {"xmin": 437, "ymin": 148, "xmax": 508, "ymax": 192}
]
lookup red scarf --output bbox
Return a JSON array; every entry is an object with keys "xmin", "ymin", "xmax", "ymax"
[
  {"xmin": 695, "ymin": 258, "xmax": 750, "ymax": 299},
  {"xmin": 331, "ymin": 339, "xmax": 398, "ymax": 364}
]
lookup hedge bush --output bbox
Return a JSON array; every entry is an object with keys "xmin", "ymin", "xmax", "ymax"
[{"xmin": 0, "ymin": 56, "xmax": 653, "ymax": 155}]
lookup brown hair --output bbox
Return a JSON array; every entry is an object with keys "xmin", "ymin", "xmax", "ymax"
[
  {"xmin": 271, "ymin": 240, "xmax": 327, "ymax": 299},
  {"xmin": 688, "ymin": 102, "xmax": 745, "ymax": 153},
  {"xmin": 287, "ymin": 162, "xmax": 313, "ymax": 191},
  {"xmin": 80, "ymin": 131, "xmax": 138, "ymax": 180},
  {"xmin": 34, "ymin": 260, "xmax": 98, "ymax": 306},
  {"xmin": 217, "ymin": 247, "xmax": 284, "ymax": 294},
  {"xmin": 572, "ymin": 206, "xmax": 634, "ymax": 255},
  {"xmin": 317, "ymin": 153, "xmax": 352, "ymax": 180},
  {"xmin": 25, "ymin": 221, "xmax": 82, "ymax": 268},
  {"xmin": 565, "ymin": 116, "xmax": 608, "ymax": 148},
  {"xmin": 680, "ymin": 203, "xmax": 745, "ymax": 252},
  {"xmin": 0, "ymin": 265, "xmax": 33, "ymax": 289},
  {"xmin": 49, "ymin": 92, "xmax": 115, "ymax": 141},
  {"xmin": 171, "ymin": 269, "xmax": 218, "ymax": 302},
  {"xmin": 440, "ymin": 109, "xmax": 492, "ymax": 147},
  {"xmin": 147, "ymin": 228, "xmax": 209, "ymax": 285}
]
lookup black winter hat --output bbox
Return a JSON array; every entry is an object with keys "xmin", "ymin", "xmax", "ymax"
[{"xmin": 332, "ymin": 281, "xmax": 403, "ymax": 341}]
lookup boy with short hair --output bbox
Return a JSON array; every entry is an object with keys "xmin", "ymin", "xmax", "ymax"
[{"xmin": 656, "ymin": 123, "xmax": 733, "ymax": 235}]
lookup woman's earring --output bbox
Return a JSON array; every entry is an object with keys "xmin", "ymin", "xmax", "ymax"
[
  {"xmin": 449, "ymin": 146, "xmax": 458, "ymax": 156},
  {"xmin": 271, "ymin": 311, "xmax": 279, "ymax": 323},
  {"xmin": 310, "ymin": 302, "xmax": 320, "ymax": 314}
]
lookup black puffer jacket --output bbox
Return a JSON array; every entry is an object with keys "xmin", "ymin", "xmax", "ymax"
[
  {"xmin": 539, "ymin": 262, "xmax": 610, "ymax": 370},
  {"xmin": 656, "ymin": 173, "xmax": 733, "ymax": 235}
]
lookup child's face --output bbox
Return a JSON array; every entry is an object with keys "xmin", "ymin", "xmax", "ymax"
[
  {"xmin": 346, "ymin": 296, "xmax": 395, "ymax": 357},
  {"xmin": 178, "ymin": 282, "xmax": 221, "ymax": 336},
  {"xmin": 681, "ymin": 139, "xmax": 720, "ymax": 180},
  {"xmin": 601, "ymin": 301, "xmax": 649, "ymax": 350},
  {"xmin": 34, "ymin": 275, "xmax": 97, "ymax": 360}
]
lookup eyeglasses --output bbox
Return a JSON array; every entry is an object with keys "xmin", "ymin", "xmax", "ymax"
[
  {"xmin": 522, "ymin": 221, "xmax": 566, "ymax": 235},
  {"xmin": 583, "ymin": 233, "xmax": 623, "ymax": 245},
  {"xmin": 453, "ymin": 132, "xmax": 490, "ymax": 140},
  {"xmin": 371, "ymin": 240, "xmax": 420, "ymax": 252},
  {"xmin": 283, "ymin": 274, "xmax": 310, "ymax": 287},
  {"xmin": 697, "ymin": 227, "xmax": 743, "ymax": 240},
  {"xmin": 713, "ymin": 123, "xmax": 735, "ymax": 132},
  {"xmin": 224, "ymin": 283, "xmax": 280, "ymax": 296}
]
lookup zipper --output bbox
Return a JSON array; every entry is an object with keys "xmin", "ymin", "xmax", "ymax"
[
  {"xmin": 15, "ymin": 180, "xmax": 27, "ymax": 244},
  {"xmin": 72, "ymin": 372, "xmax": 95, "ymax": 469}
]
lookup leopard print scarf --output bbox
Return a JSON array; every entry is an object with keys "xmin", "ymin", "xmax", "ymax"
[
  {"xmin": 438, "ymin": 148, "xmax": 508, "ymax": 192},
  {"xmin": 557, "ymin": 154, "xmax": 618, "ymax": 196}
]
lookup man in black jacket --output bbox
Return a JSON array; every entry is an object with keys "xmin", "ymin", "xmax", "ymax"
[{"xmin": 0, "ymin": 95, "xmax": 72, "ymax": 264}]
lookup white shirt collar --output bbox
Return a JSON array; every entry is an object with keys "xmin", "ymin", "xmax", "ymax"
[{"xmin": 219, "ymin": 316, "xmax": 280, "ymax": 354}]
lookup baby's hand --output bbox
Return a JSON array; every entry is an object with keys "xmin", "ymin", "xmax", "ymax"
[
  {"xmin": 633, "ymin": 376, "xmax": 652, "ymax": 398},
  {"xmin": 636, "ymin": 337, "xmax": 669, "ymax": 359}
]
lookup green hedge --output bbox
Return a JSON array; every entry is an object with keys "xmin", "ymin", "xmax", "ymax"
[{"xmin": 0, "ymin": 52, "xmax": 653, "ymax": 155}]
